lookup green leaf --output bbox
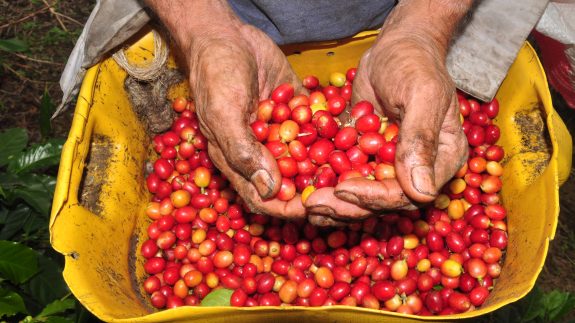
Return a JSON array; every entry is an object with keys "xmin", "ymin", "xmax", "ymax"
[
  {"xmin": 0, "ymin": 172, "xmax": 25, "ymax": 189},
  {"xmin": 521, "ymin": 287, "xmax": 545, "ymax": 322},
  {"xmin": 200, "ymin": 289, "xmax": 234, "ymax": 307},
  {"xmin": 543, "ymin": 290, "xmax": 575, "ymax": 322},
  {"xmin": 0, "ymin": 173, "xmax": 56, "ymax": 215},
  {"xmin": 45, "ymin": 316, "xmax": 74, "ymax": 323},
  {"xmin": 39, "ymin": 90, "xmax": 55, "ymax": 139},
  {"xmin": 0, "ymin": 240, "xmax": 38, "ymax": 284},
  {"xmin": 0, "ymin": 288, "xmax": 27, "ymax": 318},
  {"xmin": 23, "ymin": 255, "xmax": 68, "ymax": 306},
  {"xmin": 7, "ymin": 138, "xmax": 64, "ymax": 174},
  {"xmin": 0, "ymin": 205, "xmax": 32, "ymax": 240},
  {"xmin": 9, "ymin": 187, "xmax": 52, "ymax": 216},
  {"xmin": 22, "ymin": 211, "xmax": 48, "ymax": 236},
  {"xmin": 553, "ymin": 294, "xmax": 575, "ymax": 321},
  {"xmin": 0, "ymin": 173, "xmax": 56, "ymax": 194},
  {"xmin": 0, "ymin": 207, "xmax": 7, "ymax": 224},
  {"xmin": 0, "ymin": 38, "xmax": 29, "ymax": 53},
  {"xmin": 37, "ymin": 299, "xmax": 75, "ymax": 318},
  {"xmin": 36, "ymin": 174, "xmax": 57, "ymax": 195},
  {"xmin": 0, "ymin": 128, "xmax": 28, "ymax": 167}
]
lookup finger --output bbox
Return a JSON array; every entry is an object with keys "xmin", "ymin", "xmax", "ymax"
[
  {"xmin": 305, "ymin": 187, "xmax": 374, "ymax": 221},
  {"xmin": 191, "ymin": 43, "xmax": 282, "ymax": 199},
  {"xmin": 350, "ymin": 49, "xmax": 383, "ymax": 112},
  {"xmin": 259, "ymin": 57, "xmax": 307, "ymax": 99},
  {"xmin": 237, "ymin": 25, "xmax": 307, "ymax": 99},
  {"xmin": 393, "ymin": 81, "xmax": 454, "ymax": 203},
  {"xmin": 334, "ymin": 178, "xmax": 418, "ymax": 211},
  {"xmin": 431, "ymin": 95, "xmax": 469, "ymax": 188},
  {"xmin": 208, "ymin": 142, "xmax": 305, "ymax": 219}
]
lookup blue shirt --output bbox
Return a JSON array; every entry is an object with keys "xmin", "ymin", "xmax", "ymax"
[{"xmin": 228, "ymin": 0, "xmax": 396, "ymax": 44}]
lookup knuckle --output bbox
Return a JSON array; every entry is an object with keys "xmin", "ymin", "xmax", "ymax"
[
  {"xmin": 397, "ymin": 129, "xmax": 437, "ymax": 164},
  {"xmin": 228, "ymin": 145, "xmax": 257, "ymax": 168}
]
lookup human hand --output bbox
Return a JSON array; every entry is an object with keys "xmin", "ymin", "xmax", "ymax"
[
  {"xmin": 305, "ymin": 1, "xmax": 472, "ymax": 226},
  {"xmin": 147, "ymin": 0, "xmax": 305, "ymax": 218}
]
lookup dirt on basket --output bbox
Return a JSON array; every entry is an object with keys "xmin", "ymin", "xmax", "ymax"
[
  {"xmin": 78, "ymin": 134, "xmax": 113, "ymax": 216},
  {"xmin": 514, "ymin": 106, "xmax": 552, "ymax": 181},
  {"xmin": 125, "ymin": 68, "xmax": 183, "ymax": 135}
]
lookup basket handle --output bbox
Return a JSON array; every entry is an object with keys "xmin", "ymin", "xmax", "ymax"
[
  {"xmin": 49, "ymin": 65, "xmax": 100, "ymax": 230},
  {"xmin": 549, "ymin": 112, "xmax": 573, "ymax": 186}
]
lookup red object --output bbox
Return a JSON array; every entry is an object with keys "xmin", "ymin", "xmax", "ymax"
[{"xmin": 532, "ymin": 31, "xmax": 575, "ymax": 109}]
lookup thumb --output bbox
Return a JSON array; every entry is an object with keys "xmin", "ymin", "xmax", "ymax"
[
  {"xmin": 202, "ymin": 97, "xmax": 281, "ymax": 199},
  {"xmin": 394, "ymin": 90, "xmax": 449, "ymax": 203}
]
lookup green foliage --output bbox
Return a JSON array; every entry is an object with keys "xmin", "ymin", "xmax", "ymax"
[
  {"xmin": 0, "ymin": 128, "xmax": 78, "ymax": 322},
  {"xmin": 23, "ymin": 255, "xmax": 70, "ymax": 306},
  {"xmin": 1, "ymin": 171, "xmax": 59, "ymax": 216},
  {"xmin": 7, "ymin": 139, "xmax": 64, "ymax": 174},
  {"xmin": 0, "ymin": 38, "xmax": 29, "ymax": 53},
  {"xmin": 40, "ymin": 89, "xmax": 55, "ymax": 139},
  {"xmin": 0, "ymin": 127, "xmax": 62, "ymax": 216},
  {"xmin": 0, "ymin": 241, "xmax": 38, "ymax": 284},
  {"xmin": 200, "ymin": 289, "xmax": 234, "ymax": 306},
  {"xmin": 43, "ymin": 27, "xmax": 75, "ymax": 46},
  {"xmin": 0, "ymin": 128, "xmax": 28, "ymax": 167},
  {"xmin": 482, "ymin": 286, "xmax": 575, "ymax": 323},
  {"xmin": 0, "ymin": 288, "xmax": 27, "ymax": 318},
  {"xmin": 36, "ymin": 299, "xmax": 76, "ymax": 319}
]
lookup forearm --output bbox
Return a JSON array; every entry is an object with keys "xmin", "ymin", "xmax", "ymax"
[
  {"xmin": 144, "ymin": 0, "xmax": 243, "ymax": 54},
  {"xmin": 382, "ymin": 0, "xmax": 475, "ymax": 54}
]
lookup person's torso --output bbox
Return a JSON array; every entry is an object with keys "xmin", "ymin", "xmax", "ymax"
[{"xmin": 227, "ymin": 0, "xmax": 397, "ymax": 44}]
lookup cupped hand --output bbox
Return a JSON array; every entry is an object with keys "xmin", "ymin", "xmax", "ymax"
[
  {"xmin": 306, "ymin": 30, "xmax": 468, "ymax": 226},
  {"xmin": 183, "ymin": 14, "xmax": 306, "ymax": 218}
]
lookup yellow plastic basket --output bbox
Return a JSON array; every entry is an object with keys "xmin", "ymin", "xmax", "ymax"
[{"xmin": 50, "ymin": 30, "xmax": 572, "ymax": 322}]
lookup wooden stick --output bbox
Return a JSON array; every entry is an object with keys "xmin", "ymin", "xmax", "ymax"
[
  {"xmin": 0, "ymin": 6, "xmax": 49, "ymax": 30},
  {"xmin": 53, "ymin": 11, "xmax": 83, "ymax": 26},
  {"xmin": 42, "ymin": 0, "xmax": 68, "ymax": 32},
  {"xmin": 12, "ymin": 52, "xmax": 63, "ymax": 66}
]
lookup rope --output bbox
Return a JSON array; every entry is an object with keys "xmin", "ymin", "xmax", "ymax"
[{"xmin": 112, "ymin": 29, "xmax": 168, "ymax": 81}]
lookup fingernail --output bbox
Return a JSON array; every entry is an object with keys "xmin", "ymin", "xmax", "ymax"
[
  {"xmin": 251, "ymin": 170, "xmax": 274, "ymax": 199},
  {"xmin": 308, "ymin": 206, "xmax": 335, "ymax": 217},
  {"xmin": 335, "ymin": 191, "xmax": 360, "ymax": 204},
  {"xmin": 308, "ymin": 214, "xmax": 329, "ymax": 227},
  {"xmin": 411, "ymin": 166, "xmax": 436, "ymax": 196}
]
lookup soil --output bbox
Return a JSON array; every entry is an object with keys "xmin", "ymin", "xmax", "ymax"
[
  {"xmin": 538, "ymin": 93, "xmax": 575, "ymax": 295},
  {"xmin": 0, "ymin": 0, "xmax": 93, "ymax": 141},
  {"xmin": 1, "ymin": 0, "xmax": 575, "ymax": 320}
]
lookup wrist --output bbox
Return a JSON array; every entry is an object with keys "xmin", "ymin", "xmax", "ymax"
[
  {"xmin": 381, "ymin": 0, "xmax": 474, "ymax": 54},
  {"xmin": 145, "ymin": 0, "xmax": 245, "ymax": 55}
]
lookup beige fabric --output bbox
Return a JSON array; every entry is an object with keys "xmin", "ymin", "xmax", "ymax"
[{"xmin": 56, "ymin": 0, "xmax": 148, "ymax": 117}]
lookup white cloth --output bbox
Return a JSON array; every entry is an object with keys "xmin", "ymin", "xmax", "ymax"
[{"xmin": 57, "ymin": 0, "xmax": 148, "ymax": 117}]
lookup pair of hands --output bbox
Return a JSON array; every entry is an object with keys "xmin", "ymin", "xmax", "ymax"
[{"xmin": 147, "ymin": 0, "xmax": 470, "ymax": 226}]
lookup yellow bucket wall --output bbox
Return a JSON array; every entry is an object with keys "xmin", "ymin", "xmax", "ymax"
[{"xmin": 50, "ymin": 30, "xmax": 572, "ymax": 322}]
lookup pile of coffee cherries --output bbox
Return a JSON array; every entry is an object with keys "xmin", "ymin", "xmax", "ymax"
[
  {"xmin": 251, "ymin": 70, "xmax": 400, "ymax": 202},
  {"xmin": 140, "ymin": 68, "xmax": 508, "ymax": 315}
]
